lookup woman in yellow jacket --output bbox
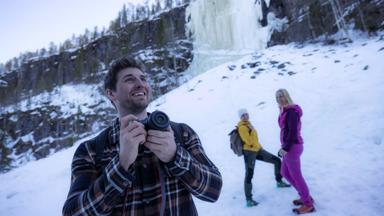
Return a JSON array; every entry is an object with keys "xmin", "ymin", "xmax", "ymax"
[{"xmin": 238, "ymin": 108, "xmax": 290, "ymax": 207}]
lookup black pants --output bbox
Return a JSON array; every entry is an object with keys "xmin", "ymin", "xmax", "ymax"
[{"xmin": 243, "ymin": 149, "xmax": 282, "ymax": 200}]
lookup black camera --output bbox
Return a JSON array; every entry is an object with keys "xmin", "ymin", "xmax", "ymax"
[{"xmin": 139, "ymin": 110, "xmax": 170, "ymax": 131}]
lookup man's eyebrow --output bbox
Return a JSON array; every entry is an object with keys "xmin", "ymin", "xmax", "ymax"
[
  {"xmin": 121, "ymin": 74, "xmax": 147, "ymax": 80},
  {"xmin": 122, "ymin": 74, "xmax": 134, "ymax": 79}
]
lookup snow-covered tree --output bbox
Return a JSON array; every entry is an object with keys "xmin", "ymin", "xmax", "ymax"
[
  {"xmin": 83, "ymin": 28, "xmax": 91, "ymax": 44},
  {"xmin": 39, "ymin": 48, "xmax": 47, "ymax": 57},
  {"xmin": 126, "ymin": 3, "xmax": 136, "ymax": 21},
  {"xmin": 100, "ymin": 27, "xmax": 106, "ymax": 37},
  {"xmin": 165, "ymin": 0, "xmax": 173, "ymax": 9},
  {"xmin": 48, "ymin": 42, "xmax": 58, "ymax": 55},
  {"xmin": 121, "ymin": 4, "xmax": 128, "ymax": 26},
  {"xmin": 71, "ymin": 34, "xmax": 78, "ymax": 47},
  {"xmin": 328, "ymin": 0, "xmax": 350, "ymax": 40},
  {"xmin": 0, "ymin": 63, "xmax": 5, "ymax": 74},
  {"xmin": 61, "ymin": 39, "xmax": 74, "ymax": 51},
  {"xmin": 109, "ymin": 14, "xmax": 121, "ymax": 33},
  {"xmin": 4, "ymin": 60, "xmax": 12, "ymax": 72},
  {"xmin": 11, "ymin": 57, "xmax": 19, "ymax": 70},
  {"xmin": 92, "ymin": 26, "xmax": 99, "ymax": 40},
  {"xmin": 156, "ymin": 0, "xmax": 162, "ymax": 12}
]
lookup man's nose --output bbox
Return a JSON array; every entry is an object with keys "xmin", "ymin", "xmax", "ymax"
[{"xmin": 134, "ymin": 79, "xmax": 147, "ymax": 89}]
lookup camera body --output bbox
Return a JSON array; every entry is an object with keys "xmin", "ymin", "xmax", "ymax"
[{"xmin": 138, "ymin": 110, "xmax": 170, "ymax": 131}]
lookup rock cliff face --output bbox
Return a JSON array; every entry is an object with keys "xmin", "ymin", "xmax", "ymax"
[
  {"xmin": 0, "ymin": 5, "xmax": 192, "ymax": 172},
  {"xmin": 0, "ymin": 6, "xmax": 192, "ymax": 107},
  {"xmin": 268, "ymin": 0, "xmax": 384, "ymax": 45}
]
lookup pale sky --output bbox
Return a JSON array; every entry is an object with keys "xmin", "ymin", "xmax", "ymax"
[{"xmin": 0, "ymin": 0, "xmax": 146, "ymax": 64}]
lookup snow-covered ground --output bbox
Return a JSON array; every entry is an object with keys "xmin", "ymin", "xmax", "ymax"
[{"xmin": 0, "ymin": 35, "xmax": 383, "ymax": 215}]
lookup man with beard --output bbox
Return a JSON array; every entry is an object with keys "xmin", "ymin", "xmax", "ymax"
[{"xmin": 62, "ymin": 57, "xmax": 222, "ymax": 216}]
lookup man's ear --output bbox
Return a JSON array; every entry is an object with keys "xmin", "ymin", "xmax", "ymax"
[{"xmin": 105, "ymin": 89, "xmax": 116, "ymax": 101}]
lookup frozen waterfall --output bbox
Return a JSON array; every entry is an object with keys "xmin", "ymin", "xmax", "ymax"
[{"xmin": 183, "ymin": 0, "xmax": 276, "ymax": 77}]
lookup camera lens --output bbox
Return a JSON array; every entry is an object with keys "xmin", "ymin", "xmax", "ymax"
[{"xmin": 147, "ymin": 110, "xmax": 170, "ymax": 131}]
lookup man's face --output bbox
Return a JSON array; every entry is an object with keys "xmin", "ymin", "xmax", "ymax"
[{"xmin": 108, "ymin": 67, "xmax": 152, "ymax": 115}]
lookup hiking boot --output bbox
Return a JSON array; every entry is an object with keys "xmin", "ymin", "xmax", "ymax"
[
  {"xmin": 277, "ymin": 181, "xmax": 291, "ymax": 188},
  {"xmin": 293, "ymin": 198, "xmax": 314, "ymax": 206},
  {"xmin": 292, "ymin": 204, "xmax": 315, "ymax": 214},
  {"xmin": 246, "ymin": 199, "xmax": 259, "ymax": 207}
]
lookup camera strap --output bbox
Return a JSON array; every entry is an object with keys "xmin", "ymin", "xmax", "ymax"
[{"xmin": 170, "ymin": 122, "xmax": 188, "ymax": 145}]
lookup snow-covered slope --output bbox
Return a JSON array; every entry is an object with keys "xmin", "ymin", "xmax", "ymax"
[{"xmin": 1, "ymin": 35, "xmax": 383, "ymax": 215}]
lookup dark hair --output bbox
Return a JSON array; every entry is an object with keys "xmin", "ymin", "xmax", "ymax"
[{"xmin": 104, "ymin": 56, "xmax": 146, "ymax": 91}]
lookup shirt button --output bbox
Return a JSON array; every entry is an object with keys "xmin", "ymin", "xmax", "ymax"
[{"xmin": 143, "ymin": 164, "xmax": 147, "ymax": 168}]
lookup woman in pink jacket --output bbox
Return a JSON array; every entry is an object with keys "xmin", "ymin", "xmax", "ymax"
[{"xmin": 276, "ymin": 89, "xmax": 315, "ymax": 214}]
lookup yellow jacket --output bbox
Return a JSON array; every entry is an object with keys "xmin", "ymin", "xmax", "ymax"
[{"xmin": 237, "ymin": 120, "xmax": 262, "ymax": 152}]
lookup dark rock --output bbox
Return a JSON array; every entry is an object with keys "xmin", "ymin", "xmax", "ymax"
[
  {"xmin": 270, "ymin": 60, "xmax": 279, "ymax": 65},
  {"xmin": 250, "ymin": 76, "xmax": 256, "ymax": 79},
  {"xmin": 228, "ymin": 65, "xmax": 237, "ymax": 71},
  {"xmin": 379, "ymin": 47, "xmax": 384, "ymax": 52},
  {"xmin": 14, "ymin": 139, "xmax": 33, "ymax": 155},
  {"xmin": 288, "ymin": 71, "xmax": 296, "ymax": 76},
  {"xmin": 334, "ymin": 60, "xmax": 341, "ymax": 63},
  {"xmin": 277, "ymin": 63, "xmax": 286, "ymax": 69},
  {"xmin": 324, "ymin": 39, "xmax": 337, "ymax": 45},
  {"xmin": 252, "ymin": 53, "xmax": 264, "ymax": 60},
  {"xmin": 257, "ymin": 101, "xmax": 266, "ymax": 106},
  {"xmin": 363, "ymin": 65, "xmax": 369, "ymax": 70},
  {"xmin": 247, "ymin": 62, "xmax": 261, "ymax": 68},
  {"xmin": 258, "ymin": 0, "xmax": 269, "ymax": 27}
]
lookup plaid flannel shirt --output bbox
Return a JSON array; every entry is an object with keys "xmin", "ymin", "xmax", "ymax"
[{"xmin": 63, "ymin": 119, "xmax": 222, "ymax": 216}]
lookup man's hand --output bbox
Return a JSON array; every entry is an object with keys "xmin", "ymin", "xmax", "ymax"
[
  {"xmin": 144, "ymin": 127, "xmax": 177, "ymax": 163},
  {"xmin": 119, "ymin": 115, "xmax": 147, "ymax": 171}
]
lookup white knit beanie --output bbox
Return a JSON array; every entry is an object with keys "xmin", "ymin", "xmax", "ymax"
[{"xmin": 238, "ymin": 108, "xmax": 248, "ymax": 118}]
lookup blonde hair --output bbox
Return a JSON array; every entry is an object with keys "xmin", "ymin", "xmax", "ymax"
[{"xmin": 276, "ymin": 88, "xmax": 294, "ymax": 107}]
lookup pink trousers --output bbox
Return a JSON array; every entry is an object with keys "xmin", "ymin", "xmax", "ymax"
[{"xmin": 281, "ymin": 144, "xmax": 313, "ymax": 206}]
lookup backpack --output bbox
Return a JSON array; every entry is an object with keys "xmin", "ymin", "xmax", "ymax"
[{"xmin": 228, "ymin": 127, "xmax": 244, "ymax": 157}]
